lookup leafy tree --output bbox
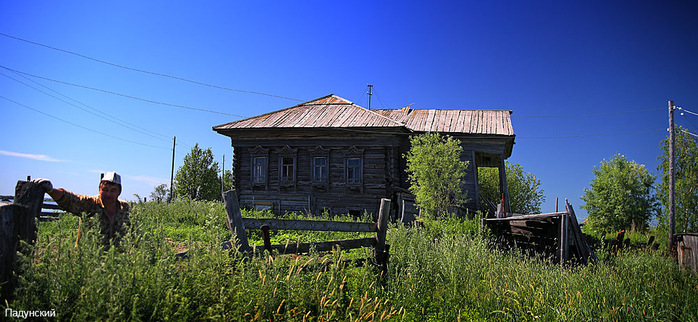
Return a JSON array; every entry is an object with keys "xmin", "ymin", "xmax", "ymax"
[
  {"xmin": 404, "ymin": 132, "xmax": 469, "ymax": 218},
  {"xmin": 175, "ymin": 144, "xmax": 221, "ymax": 201},
  {"xmin": 478, "ymin": 161, "xmax": 545, "ymax": 215},
  {"xmin": 581, "ymin": 153, "xmax": 657, "ymax": 233},
  {"xmin": 222, "ymin": 169, "xmax": 233, "ymax": 192},
  {"xmin": 149, "ymin": 184, "xmax": 169, "ymax": 202},
  {"xmin": 657, "ymin": 126, "xmax": 698, "ymax": 233}
]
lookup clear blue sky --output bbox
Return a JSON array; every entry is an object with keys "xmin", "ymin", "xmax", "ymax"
[{"xmin": 2, "ymin": 1, "xmax": 697, "ymax": 220}]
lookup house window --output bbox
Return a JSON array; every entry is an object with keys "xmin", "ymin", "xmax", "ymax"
[
  {"xmin": 253, "ymin": 157, "xmax": 267, "ymax": 184},
  {"xmin": 281, "ymin": 157, "xmax": 295, "ymax": 182},
  {"xmin": 310, "ymin": 145, "xmax": 331, "ymax": 188},
  {"xmin": 313, "ymin": 157, "xmax": 328, "ymax": 182},
  {"xmin": 346, "ymin": 157, "xmax": 362, "ymax": 184}
]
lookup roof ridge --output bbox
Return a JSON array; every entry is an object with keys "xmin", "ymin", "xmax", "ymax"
[{"xmin": 360, "ymin": 106, "xmax": 408, "ymax": 128}]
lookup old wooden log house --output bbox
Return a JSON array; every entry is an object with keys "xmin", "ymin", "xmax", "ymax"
[{"xmin": 213, "ymin": 94, "xmax": 516, "ymax": 219}]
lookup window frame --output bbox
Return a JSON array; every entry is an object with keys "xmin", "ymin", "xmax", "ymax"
[
  {"xmin": 312, "ymin": 156, "xmax": 328, "ymax": 183},
  {"xmin": 310, "ymin": 145, "xmax": 331, "ymax": 189},
  {"xmin": 250, "ymin": 146, "xmax": 269, "ymax": 190},
  {"xmin": 343, "ymin": 146, "xmax": 364, "ymax": 191},
  {"xmin": 277, "ymin": 145, "xmax": 298, "ymax": 189}
]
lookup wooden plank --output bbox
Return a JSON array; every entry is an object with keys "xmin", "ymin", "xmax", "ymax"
[
  {"xmin": 375, "ymin": 198, "xmax": 391, "ymax": 266},
  {"xmin": 560, "ymin": 212, "xmax": 569, "ymax": 264},
  {"xmin": 13, "ymin": 181, "xmax": 43, "ymax": 245},
  {"xmin": 483, "ymin": 212, "xmax": 566, "ymax": 222},
  {"xmin": 241, "ymin": 218, "xmax": 377, "ymax": 232},
  {"xmin": 565, "ymin": 200, "xmax": 597, "ymax": 263},
  {"xmin": 252, "ymin": 237, "xmax": 375, "ymax": 254},
  {"xmin": 1, "ymin": 204, "xmax": 25, "ymax": 298},
  {"xmin": 223, "ymin": 190, "xmax": 250, "ymax": 252},
  {"xmin": 678, "ymin": 234, "xmax": 698, "ymax": 273}
]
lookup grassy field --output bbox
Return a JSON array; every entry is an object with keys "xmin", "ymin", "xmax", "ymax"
[{"xmin": 4, "ymin": 200, "xmax": 698, "ymax": 321}]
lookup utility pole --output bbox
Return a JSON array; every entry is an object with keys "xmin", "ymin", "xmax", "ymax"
[
  {"xmin": 669, "ymin": 101, "xmax": 676, "ymax": 251},
  {"xmin": 221, "ymin": 154, "xmax": 225, "ymax": 199},
  {"xmin": 169, "ymin": 136, "xmax": 176, "ymax": 203},
  {"xmin": 367, "ymin": 84, "xmax": 373, "ymax": 110}
]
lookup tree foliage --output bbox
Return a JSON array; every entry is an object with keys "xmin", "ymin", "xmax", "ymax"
[
  {"xmin": 149, "ymin": 184, "xmax": 169, "ymax": 203},
  {"xmin": 478, "ymin": 161, "xmax": 545, "ymax": 215},
  {"xmin": 222, "ymin": 169, "xmax": 233, "ymax": 193},
  {"xmin": 657, "ymin": 126, "xmax": 698, "ymax": 233},
  {"xmin": 404, "ymin": 132, "xmax": 469, "ymax": 218},
  {"xmin": 175, "ymin": 144, "xmax": 221, "ymax": 201},
  {"xmin": 581, "ymin": 153, "xmax": 657, "ymax": 233}
]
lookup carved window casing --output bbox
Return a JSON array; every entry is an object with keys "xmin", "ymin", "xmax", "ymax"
[
  {"xmin": 310, "ymin": 145, "xmax": 331, "ymax": 189},
  {"xmin": 250, "ymin": 146, "xmax": 269, "ymax": 190},
  {"xmin": 277, "ymin": 145, "xmax": 297, "ymax": 189},
  {"xmin": 343, "ymin": 146, "xmax": 364, "ymax": 191}
]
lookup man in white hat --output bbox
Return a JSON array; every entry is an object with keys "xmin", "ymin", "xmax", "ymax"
[{"xmin": 33, "ymin": 172, "xmax": 130, "ymax": 243}]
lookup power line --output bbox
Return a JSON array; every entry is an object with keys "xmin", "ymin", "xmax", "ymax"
[
  {"xmin": 512, "ymin": 108, "xmax": 663, "ymax": 118},
  {"xmin": 0, "ymin": 65, "xmax": 245, "ymax": 118},
  {"xmin": 0, "ymin": 32, "xmax": 304, "ymax": 102},
  {"xmin": 676, "ymin": 106, "xmax": 698, "ymax": 117},
  {"xmin": 0, "ymin": 70, "xmax": 171, "ymax": 142},
  {"xmin": 680, "ymin": 128, "xmax": 698, "ymax": 139},
  {"xmin": 0, "ymin": 95, "xmax": 170, "ymax": 150},
  {"xmin": 518, "ymin": 128, "xmax": 666, "ymax": 139}
]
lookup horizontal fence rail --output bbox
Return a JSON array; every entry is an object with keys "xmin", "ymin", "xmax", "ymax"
[
  {"xmin": 222, "ymin": 190, "xmax": 391, "ymax": 268},
  {"xmin": 1, "ymin": 195, "xmax": 64, "ymax": 221},
  {"xmin": 241, "ymin": 218, "xmax": 377, "ymax": 232}
]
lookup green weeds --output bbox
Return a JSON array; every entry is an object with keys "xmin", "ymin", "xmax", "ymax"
[{"xmin": 4, "ymin": 201, "xmax": 697, "ymax": 320}]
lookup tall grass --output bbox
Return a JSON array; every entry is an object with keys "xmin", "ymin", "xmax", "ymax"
[{"xmin": 5, "ymin": 200, "xmax": 698, "ymax": 320}]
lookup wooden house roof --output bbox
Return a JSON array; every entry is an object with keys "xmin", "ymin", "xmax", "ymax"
[
  {"xmin": 373, "ymin": 107, "xmax": 514, "ymax": 136},
  {"xmin": 213, "ymin": 95, "xmax": 404, "ymax": 130},
  {"xmin": 213, "ymin": 94, "xmax": 515, "ymax": 137}
]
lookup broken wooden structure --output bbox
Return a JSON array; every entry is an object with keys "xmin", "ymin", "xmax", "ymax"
[
  {"xmin": 221, "ymin": 190, "xmax": 391, "ymax": 268},
  {"xmin": 677, "ymin": 233, "xmax": 698, "ymax": 273},
  {"xmin": 482, "ymin": 200, "xmax": 597, "ymax": 265}
]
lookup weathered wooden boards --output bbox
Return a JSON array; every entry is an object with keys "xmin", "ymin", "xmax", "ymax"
[
  {"xmin": 677, "ymin": 233, "xmax": 698, "ymax": 273},
  {"xmin": 222, "ymin": 190, "xmax": 391, "ymax": 267},
  {"xmin": 482, "ymin": 200, "xmax": 597, "ymax": 265},
  {"xmin": 1, "ymin": 181, "xmax": 45, "ymax": 301}
]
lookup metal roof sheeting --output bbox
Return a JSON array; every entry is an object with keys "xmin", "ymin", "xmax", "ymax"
[{"xmin": 213, "ymin": 94, "xmax": 514, "ymax": 136}]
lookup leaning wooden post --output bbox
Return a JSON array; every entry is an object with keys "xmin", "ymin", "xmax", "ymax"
[
  {"xmin": 223, "ymin": 190, "xmax": 250, "ymax": 253},
  {"xmin": 1, "ymin": 180, "xmax": 44, "ymax": 301},
  {"xmin": 375, "ymin": 198, "xmax": 391, "ymax": 268},
  {"xmin": 13, "ymin": 180, "xmax": 44, "ymax": 245}
]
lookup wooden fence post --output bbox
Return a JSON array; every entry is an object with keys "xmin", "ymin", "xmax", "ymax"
[
  {"xmin": 223, "ymin": 190, "xmax": 250, "ymax": 253},
  {"xmin": 374, "ymin": 198, "xmax": 391, "ymax": 268},
  {"xmin": 13, "ymin": 181, "xmax": 44, "ymax": 245},
  {"xmin": 1, "ymin": 180, "xmax": 44, "ymax": 301}
]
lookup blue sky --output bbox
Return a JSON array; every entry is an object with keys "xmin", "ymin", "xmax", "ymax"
[{"xmin": 1, "ymin": 1, "xmax": 697, "ymax": 220}]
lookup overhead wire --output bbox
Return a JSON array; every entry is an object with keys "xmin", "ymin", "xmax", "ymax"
[
  {"xmin": 0, "ymin": 32, "xmax": 303, "ymax": 102},
  {"xmin": 0, "ymin": 65, "xmax": 245, "ymax": 118},
  {"xmin": 517, "ymin": 128, "xmax": 666, "ymax": 139},
  {"xmin": 0, "ymin": 70, "xmax": 171, "ymax": 142},
  {"xmin": 0, "ymin": 95, "xmax": 170, "ymax": 150},
  {"xmin": 676, "ymin": 106, "xmax": 698, "ymax": 117},
  {"xmin": 512, "ymin": 108, "xmax": 664, "ymax": 118}
]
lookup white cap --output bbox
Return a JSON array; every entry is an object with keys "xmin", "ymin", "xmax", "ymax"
[{"xmin": 101, "ymin": 171, "xmax": 121, "ymax": 185}]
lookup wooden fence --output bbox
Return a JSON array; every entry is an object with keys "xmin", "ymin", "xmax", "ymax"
[
  {"xmin": 221, "ymin": 190, "xmax": 391, "ymax": 268},
  {"xmin": 1, "ymin": 195, "xmax": 63, "ymax": 222},
  {"xmin": 482, "ymin": 200, "xmax": 597, "ymax": 265}
]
